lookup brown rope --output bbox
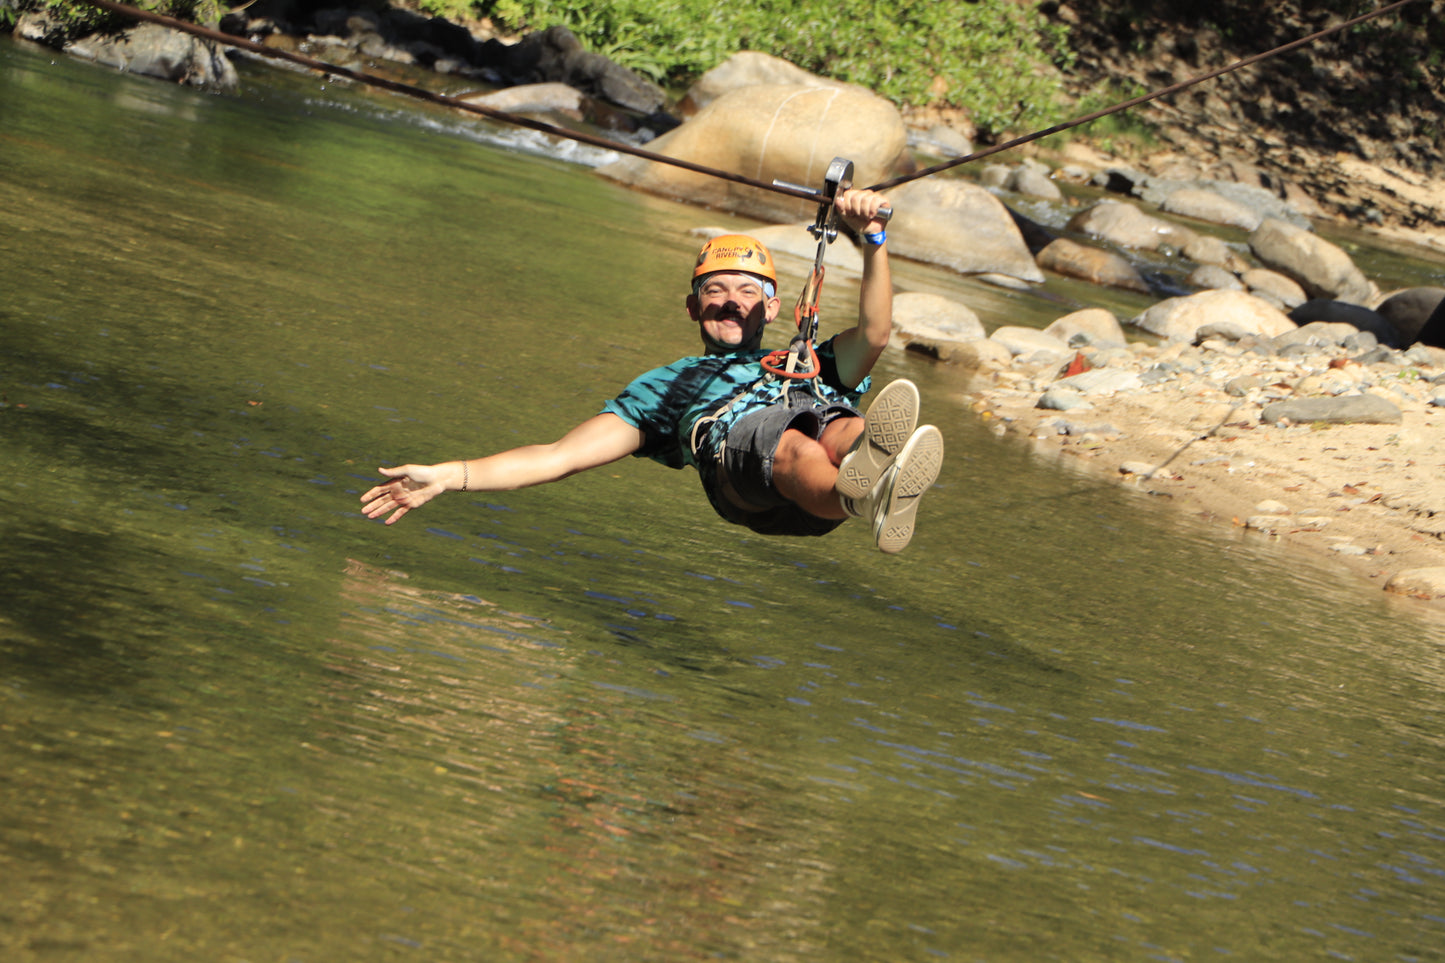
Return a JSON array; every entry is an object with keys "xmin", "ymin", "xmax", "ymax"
[
  {"xmin": 75, "ymin": 0, "xmax": 1422, "ymax": 201},
  {"xmin": 868, "ymin": 0, "xmax": 1423, "ymax": 192}
]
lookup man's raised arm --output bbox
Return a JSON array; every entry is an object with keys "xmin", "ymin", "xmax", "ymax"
[{"xmin": 830, "ymin": 188, "xmax": 894, "ymax": 389}]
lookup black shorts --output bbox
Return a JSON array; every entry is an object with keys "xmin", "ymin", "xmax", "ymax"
[{"xmin": 703, "ymin": 397, "xmax": 861, "ymax": 537}]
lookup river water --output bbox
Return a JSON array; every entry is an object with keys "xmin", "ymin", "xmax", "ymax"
[{"xmin": 3, "ymin": 36, "xmax": 1445, "ymax": 962}]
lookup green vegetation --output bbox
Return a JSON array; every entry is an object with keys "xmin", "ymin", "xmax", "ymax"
[{"xmin": 427, "ymin": 0, "xmax": 1075, "ymax": 137}]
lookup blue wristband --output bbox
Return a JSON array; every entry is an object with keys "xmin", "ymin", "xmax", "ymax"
[{"xmin": 863, "ymin": 230, "xmax": 887, "ymax": 246}]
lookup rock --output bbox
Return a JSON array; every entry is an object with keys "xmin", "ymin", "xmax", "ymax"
[
  {"xmin": 1008, "ymin": 166, "xmax": 1062, "ymax": 201},
  {"xmin": 1120, "ymin": 461, "xmax": 1157, "ymax": 476},
  {"xmin": 1272, "ymin": 320, "xmax": 1365, "ymax": 350},
  {"xmin": 1195, "ymin": 321, "xmax": 1252, "ymax": 343},
  {"xmin": 1037, "ymin": 238, "xmax": 1150, "ymax": 292},
  {"xmin": 1255, "ymin": 499, "xmax": 1292, "ymax": 514},
  {"xmin": 1066, "ymin": 199, "xmax": 1198, "ymax": 252},
  {"xmin": 885, "ymin": 179, "xmax": 1044, "ymax": 283},
  {"xmin": 678, "ymin": 51, "xmax": 857, "ymax": 114},
  {"xmin": 497, "ymin": 25, "xmax": 665, "ymax": 114},
  {"xmin": 53, "ymin": 20, "xmax": 239, "ymax": 90},
  {"xmin": 1374, "ymin": 286, "xmax": 1445, "ymax": 345},
  {"xmin": 1225, "ymin": 375, "xmax": 1264, "ymax": 397},
  {"xmin": 979, "ymin": 164, "xmax": 1011, "ymax": 189},
  {"xmin": 1183, "ymin": 235, "xmax": 1250, "ymax": 272},
  {"xmin": 990, "ymin": 326, "xmax": 1070, "ymax": 358},
  {"xmin": 1241, "ymin": 268, "xmax": 1307, "ymax": 308},
  {"xmin": 1043, "ymin": 308, "xmax": 1127, "ymax": 347},
  {"xmin": 1384, "ymin": 567, "xmax": 1445, "ymax": 599},
  {"xmin": 1130, "ymin": 289, "xmax": 1297, "ymax": 343},
  {"xmin": 1260, "ymin": 394, "xmax": 1403, "ymax": 425},
  {"xmin": 1288, "ymin": 300, "xmax": 1402, "ymax": 347},
  {"xmin": 1189, "ymin": 264, "xmax": 1243, "ymax": 291},
  {"xmin": 1161, "ymin": 187, "xmax": 1262, "ymax": 230},
  {"xmin": 597, "ymin": 84, "xmax": 905, "ymax": 225},
  {"xmin": 1247, "ymin": 515, "xmax": 1328, "ymax": 533},
  {"xmin": 1249, "ymin": 218, "xmax": 1377, "ymax": 305},
  {"xmin": 1054, "ymin": 368, "xmax": 1143, "ymax": 395},
  {"xmin": 931, "ymin": 339, "xmax": 1014, "ymax": 368},
  {"xmin": 1038, "ymin": 387, "xmax": 1092, "ymax": 411},
  {"xmin": 891, "ymin": 292, "xmax": 987, "ymax": 351},
  {"xmin": 462, "ymin": 82, "xmax": 584, "ymax": 117}
]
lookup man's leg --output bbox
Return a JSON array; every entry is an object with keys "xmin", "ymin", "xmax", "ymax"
[{"xmin": 770, "ymin": 421, "xmax": 863, "ymax": 519}]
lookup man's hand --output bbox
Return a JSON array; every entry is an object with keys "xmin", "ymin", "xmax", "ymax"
[
  {"xmin": 361, "ymin": 463, "xmax": 456, "ymax": 525},
  {"xmin": 835, "ymin": 188, "xmax": 891, "ymax": 237}
]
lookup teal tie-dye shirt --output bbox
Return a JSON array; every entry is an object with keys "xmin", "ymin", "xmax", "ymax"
[{"xmin": 602, "ymin": 335, "xmax": 869, "ymax": 471}]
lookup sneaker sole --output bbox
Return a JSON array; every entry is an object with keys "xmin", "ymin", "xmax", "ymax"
[
  {"xmin": 874, "ymin": 425, "xmax": 943, "ymax": 555},
  {"xmin": 836, "ymin": 379, "xmax": 920, "ymax": 499}
]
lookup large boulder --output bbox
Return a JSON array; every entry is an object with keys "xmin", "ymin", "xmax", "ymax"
[
  {"xmin": 679, "ymin": 51, "xmax": 860, "ymax": 114},
  {"xmin": 597, "ymin": 83, "xmax": 905, "ymax": 225},
  {"xmin": 1249, "ymin": 218, "xmax": 1377, "ymax": 306},
  {"xmin": 1066, "ymin": 199, "xmax": 1198, "ymax": 252},
  {"xmin": 891, "ymin": 292, "xmax": 987, "ymax": 361},
  {"xmin": 1129, "ymin": 289, "xmax": 1298, "ymax": 343},
  {"xmin": 19, "ymin": 14, "xmax": 239, "ymax": 90},
  {"xmin": 1036, "ymin": 238, "xmax": 1149, "ymax": 293},
  {"xmin": 884, "ymin": 179, "xmax": 1044, "ymax": 283}
]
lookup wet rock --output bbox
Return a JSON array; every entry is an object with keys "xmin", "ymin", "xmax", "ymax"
[
  {"xmin": 932, "ymin": 339, "xmax": 1014, "ymax": 368},
  {"xmin": 1195, "ymin": 321, "xmax": 1251, "ymax": 343},
  {"xmin": 463, "ymin": 82, "xmax": 584, "ymax": 117},
  {"xmin": 1255, "ymin": 499, "xmax": 1292, "ymax": 515},
  {"xmin": 1131, "ymin": 289, "xmax": 1296, "ymax": 343},
  {"xmin": 1037, "ymin": 238, "xmax": 1149, "ymax": 292},
  {"xmin": 1260, "ymin": 394, "xmax": 1403, "ymax": 425},
  {"xmin": 1250, "ymin": 218, "xmax": 1377, "ymax": 306}
]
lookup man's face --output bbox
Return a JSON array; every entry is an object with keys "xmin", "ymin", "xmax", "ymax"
[{"xmin": 687, "ymin": 272, "xmax": 781, "ymax": 351}]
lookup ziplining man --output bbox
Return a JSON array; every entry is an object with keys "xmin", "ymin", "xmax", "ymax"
[{"xmin": 361, "ymin": 188, "xmax": 942, "ymax": 553}]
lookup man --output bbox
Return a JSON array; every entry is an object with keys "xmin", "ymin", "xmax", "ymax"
[{"xmin": 361, "ymin": 188, "xmax": 942, "ymax": 553}]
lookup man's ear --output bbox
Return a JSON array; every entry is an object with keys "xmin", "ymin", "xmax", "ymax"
[
  {"xmin": 763, "ymin": 296, "xmax": 782, "ymax": 323},
  {"xmin": 685, "ymin": 293, "xmax": 701, "ymax": 321}
]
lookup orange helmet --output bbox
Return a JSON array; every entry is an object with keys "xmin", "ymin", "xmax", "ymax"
[{"xmin": 692, "ymin": 234, "xmax": 776, "ymax": 289}]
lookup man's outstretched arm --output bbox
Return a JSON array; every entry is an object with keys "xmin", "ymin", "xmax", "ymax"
[{"xmin": 360, "ymin": 413, "xmax": 646, "ymax": 525}]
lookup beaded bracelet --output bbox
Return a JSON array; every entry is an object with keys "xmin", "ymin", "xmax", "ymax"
[{"xmin": 461, "ymin": 461, "xmax": 469, "ymax": 491}]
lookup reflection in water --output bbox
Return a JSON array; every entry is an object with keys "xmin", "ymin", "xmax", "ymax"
[{"xmin": 3, "ymin": 35, "xmax": 1444, "ymax": 962}]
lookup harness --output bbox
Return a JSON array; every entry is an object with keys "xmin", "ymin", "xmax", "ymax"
[{"xmin": 688, "ymin": 157, "xmax": 891, "ymax": 462}]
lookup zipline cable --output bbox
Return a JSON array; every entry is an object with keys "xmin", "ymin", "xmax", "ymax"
[
  {"xmin": 73, "ymin": 0, "xmax": 1422, "ymax": 202},
  {"xmin": 868, "ymin": 0, "xmax": 1423, "ymax": 192}
]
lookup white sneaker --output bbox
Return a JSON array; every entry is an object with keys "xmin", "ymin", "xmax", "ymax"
[
  {"xmin": 871, "ymin": 425, "xmax": 943, "ymax": 554},
  {"xmin": 836, "ymin": 379, "xmax": 920, "ymax": 500}
]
